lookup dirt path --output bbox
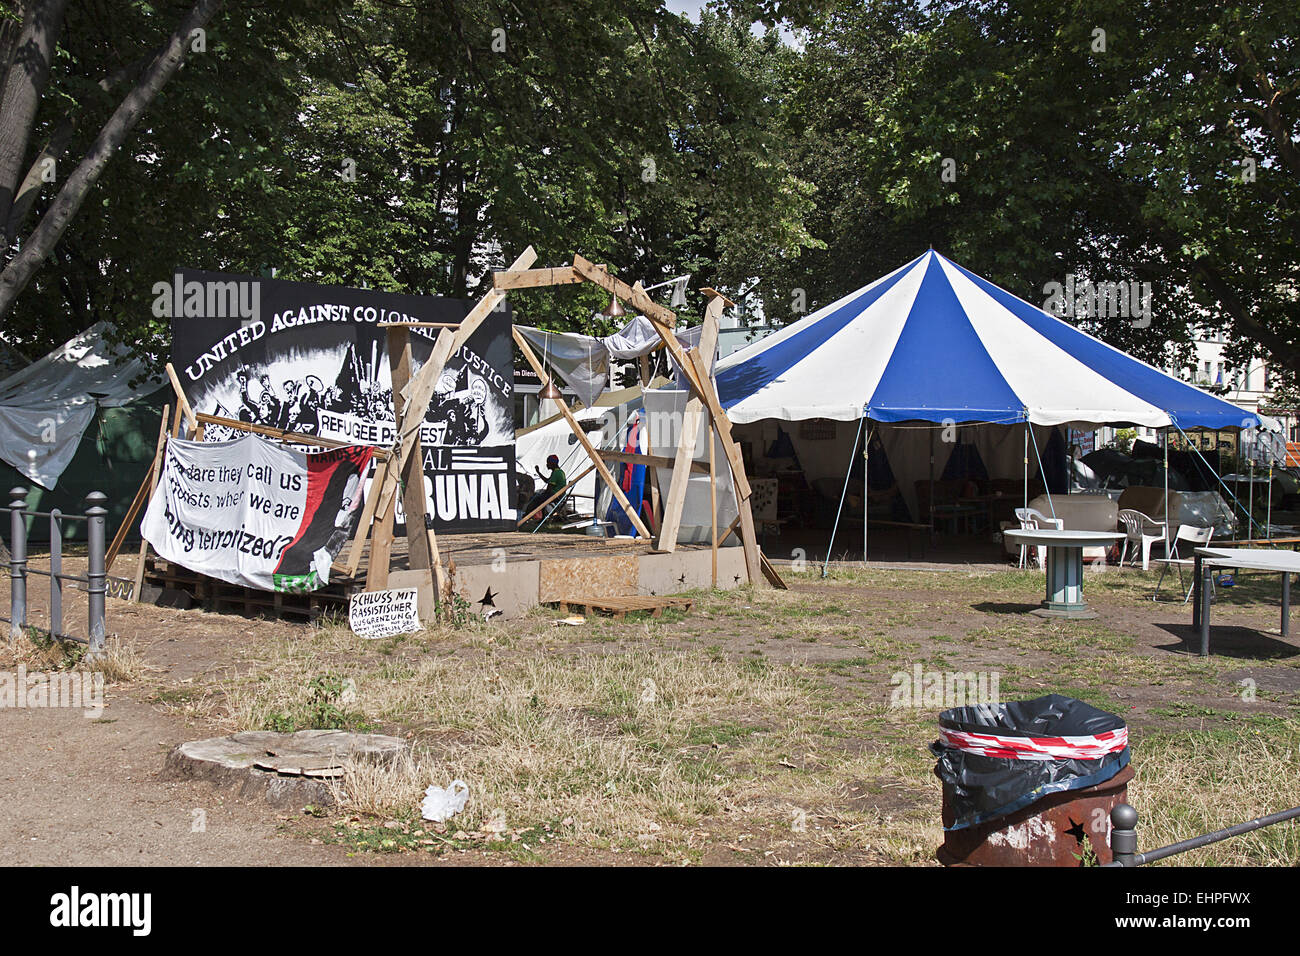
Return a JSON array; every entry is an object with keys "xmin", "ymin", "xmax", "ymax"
[{"xmin": 0, "ymin": 694, "xmax": 362, "ymax": 866}]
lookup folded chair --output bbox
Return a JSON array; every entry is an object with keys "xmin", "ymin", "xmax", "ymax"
[{"xmin": 1151, "ymin": 524, "xmax": 1214, "ymax": 603}]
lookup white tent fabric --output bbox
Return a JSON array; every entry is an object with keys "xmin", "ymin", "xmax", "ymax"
[
  {"xmin": 717, "ymin": 251, "xmax": 1259, "ymax": 431},
  {"xmin": 0, "ymin": 322, "xmax": 161, "ymax": 489}
]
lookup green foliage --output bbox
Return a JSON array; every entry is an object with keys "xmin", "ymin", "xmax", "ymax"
[
  {"xmin": 263, "ymin": 671, "xmax": 368, "ymax": 731},
  {"xmin": 774, "ymin": 0, "xmax": 1298, "ymax": 374},
  {"xmin": 8, "ymin": 0, "xmax": 1298, "ymax": 388},
  {"xmin": 7, "ymin": 0, "xmax": 819, "ymax": 359}
]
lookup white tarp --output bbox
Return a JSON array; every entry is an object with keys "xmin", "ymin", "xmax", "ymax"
[
  {"xmin": 141, "ymin": 435, "xmax": 374, "ymax": 592},
  {"xmin": 0, "ymin": 322, "xmax": 161, "ymax": 489},
  {"xmin": 517, "ymin": 316, "xmax": 697, "ymax": 409}
]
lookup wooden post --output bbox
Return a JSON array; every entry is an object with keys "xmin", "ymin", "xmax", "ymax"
[
  {"xmin": 640, "ymin": 353, "xmax": 662, "ymax": 525},
  {"xmin": 106, "ymin": 406, "xmax": 169, "ymax": 574},
  {"xmin": 387, "ymin": 324, "xmax": 432, "ymax": 571},
  {"xmin": 709, "ymin": 422, "xmax": 718, "ymax": 588},
  {"xmin": 133, "ymin": 416, "xmax": 170, "ymax": 602},
  {"xmin": 513, "ymin": 328, "xmax": 652, "ymax": 539},
  {"xmin": 164, "ymin": 362, "xmax": 196, "ymax": 437},
  {"xmin": 655, "ymin": 295, "xmax": 721, "ymax": 553},
  {"xmin": 517, "ymin": 464, "xmax": 596, "ymax": 526}
]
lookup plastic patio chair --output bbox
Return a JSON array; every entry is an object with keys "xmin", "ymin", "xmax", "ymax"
[
  {"xmin": 1151, "ymin": 524, "xmax": 1215, "ymax": 603},
  {"xmin": 1117, "ymin": 508, "xmax": 1168, "ymax": 571},
  {"xmin": 1013, "ymin": 507, "xmax": 1063, "ymax": 569}
]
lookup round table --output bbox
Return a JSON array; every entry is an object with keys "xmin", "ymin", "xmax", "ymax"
[{"xmin": 1002, "ymin": 529, "xmax": 1124, "ymax": 619}]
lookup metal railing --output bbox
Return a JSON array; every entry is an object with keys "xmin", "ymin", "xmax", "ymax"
[
  {"xmin": 1104, "ymin": 801, "xmax": 1300, "ymax": 866},
  {"xmin": 5, "ymin": 487, "xmax": 108, "ymax": 654}
]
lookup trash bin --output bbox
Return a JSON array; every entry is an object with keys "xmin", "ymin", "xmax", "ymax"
[{"xmin": 931, "ymin": 694, "xmax": 1132, "ymax": 866}]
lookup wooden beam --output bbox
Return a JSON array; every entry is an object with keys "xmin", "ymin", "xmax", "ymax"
[
  {"xmin": 654, "ymin": 298, "xmax": 721, "ymax": 552},
  {"xmin": 598, "ymin": 450, "xmax": 708, "ymax": 474},
  {"xmin": 492, "ymin": 264, "xmax": 610, "ymax": 290},
  {"xmin": 759, "ymin": 551, "xmax": 788, "ymax": 589},
  {"xmin": 513, "ymin": 328, "xmax": 652, "ymax": 539},
  {"xmin": 571, "ymin": 255, "xmax": 751, "ymax": 500},
  {"xmin": 719, "ymin": 513, "xmax": 743, "ymax": 545},
  {"xmin": 336, "ymin": 457, "xmax": 389, "ymax": 579},
  {"xmin": 387, "ymin": 324, "xmax": 431, "ymax": 571},
  {"xmin": 164, "ymin": 362, "xmax": 197, "ymax": 436},
  {"xmin": 714, "ymin": 512, "xmax": 786, "ymax": 588},
  {"xmin": 516, "ymin": 464, "xmax": 596, "ymax": 526},
  {"xmin": 397, "ymin": 246, "xmax": 538, "ymax": 449},
  {"xmin": 107, "ymin": 405, "xmax": 168, "ymax": 574},
  {"xmin": 425, "ymin": 523, "xmax": 447, "ymax": 614},
  {"xmin": 699, "ymin": 287, "xmax": 737, "ymax": 308},
  {"xmin": 193, "ymin": 413, "xmax": 391, "ymax": 457},
  {"xmin": 494, "ymin": 266, "xmax": 581, "ymax": 290},
  {"xmin": 654, "ymin": 400, "xmax": 703, "ymax": 552},
  {"xmin": 356, "ymin": 245, "xmax": 538, "ymax": 591},
  {"xmin": 133, "ymin": 419, "xmax": 169, "ymax": 602},
  {"xmin": 709, "ymin": 418, "xmax": 718, "ymax": 588}
]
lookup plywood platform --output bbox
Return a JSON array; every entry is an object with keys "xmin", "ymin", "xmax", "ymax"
[{"xmin": 144, "ymin": 531, "xmax": 747, "ymax": 622}]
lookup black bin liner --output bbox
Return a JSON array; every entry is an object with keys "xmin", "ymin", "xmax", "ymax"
[{"xmin": 930, "ymin": 694, "xmax": 1130, "ymax": 831}]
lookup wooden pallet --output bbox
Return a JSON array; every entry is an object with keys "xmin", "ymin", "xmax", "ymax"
[
  {"xmin": 549, "ymin": 595, "xmax": 694, "ymax": 620},
  {"xmin": 143, "ymin": 557, "xmax": 352, "ymax": 621}
]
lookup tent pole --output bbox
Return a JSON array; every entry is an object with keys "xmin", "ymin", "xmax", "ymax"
[
  {"xmin": 929, "ymin": 428, "xmax": 935, "ymax": 542},
  {"xmin": 1028, "ymin": 426, "xmax": 1056, "ymax": 520},
  {"xmin": 1268, "ymin": 457, "xmax": 1273, "ymax": 541},
  {"xmin": 1174, "ymin": 422, "xmax": 1265, "ymax": 540},
  {"xmin": 822, "ymin": 416, "xmax": 865, "ymax": 579},
  {"xmin": 1023, "ymin": 423, "xmax": 1029, "ymax": 516},
  {"xmin": 1163, "ymin": 427, "xmax": 1170, "ymax": 550},
  {"xmin": 862, "ymin": 422, "xmax": 871, "ymax": 565},
  {"xmin": 1242, "ymin": 447, "xmax": 1253, "ymax": 538}
]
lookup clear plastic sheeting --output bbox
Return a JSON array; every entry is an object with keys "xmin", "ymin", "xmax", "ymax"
[{"xmin": 0, "ymin": 322, "xmax": 161, "ymax": 489}]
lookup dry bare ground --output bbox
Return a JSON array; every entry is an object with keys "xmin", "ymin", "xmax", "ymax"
[{"xmin": 2, "ymin": 552, "xmax": 1298, "ymax": 866}]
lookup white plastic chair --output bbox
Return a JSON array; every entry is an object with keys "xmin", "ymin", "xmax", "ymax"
[
  {"xmin": 1151, "ymin": 524, "xmax": 1214, "ymax": 603},
  {"xmin": 1118, "ymin": 509, "xmax": 1168, "ymax": 571},
  {"xmin": 1014, "ymin": 507, "xmax": 1063, "ymax": 569}
]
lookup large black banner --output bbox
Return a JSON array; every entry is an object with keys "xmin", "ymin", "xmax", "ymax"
[{"xmin": 163, "ymin": 269, "xmax": 517, "ymax": 534}]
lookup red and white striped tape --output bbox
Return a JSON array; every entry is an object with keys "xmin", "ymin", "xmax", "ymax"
[{"xmin": 938, "ymin": 726, "xmax": 1128, "ymax": 761}]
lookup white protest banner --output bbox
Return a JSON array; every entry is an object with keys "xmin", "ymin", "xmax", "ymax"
[
  {"xmin": 141, "ymin": 434, "xmax": 374, "ymax": 592},
  {"xmin": 348, "ymin": 588, "xmax": 421, "ymax": 639}
]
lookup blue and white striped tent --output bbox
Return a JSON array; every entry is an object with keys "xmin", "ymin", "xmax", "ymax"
[{"xmin": 716, "ymin": 251, "xmax": 1257, "ymax": 432}]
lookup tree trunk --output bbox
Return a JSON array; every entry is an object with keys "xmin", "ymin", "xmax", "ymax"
[
  {"xmin": 0, "ymin": 0, "xmax": 69, "ymax": 231},
  {"xmin": 0, "ymin": 0, "xmax": 223, "ymax": 324}
]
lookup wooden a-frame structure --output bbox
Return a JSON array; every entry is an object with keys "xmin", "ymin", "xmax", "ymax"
[
  {"xmin": 350, "ymin": 246, "xmax": 784, "ymax": 605},
  {"xmin": 149, "ymin": 245, "xmax": 783, "ymax": 612}
]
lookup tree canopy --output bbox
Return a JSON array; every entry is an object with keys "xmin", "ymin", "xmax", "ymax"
[{"xmin": 1, "ymin": 0, "xmax": 1296, "ymax": 389}]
